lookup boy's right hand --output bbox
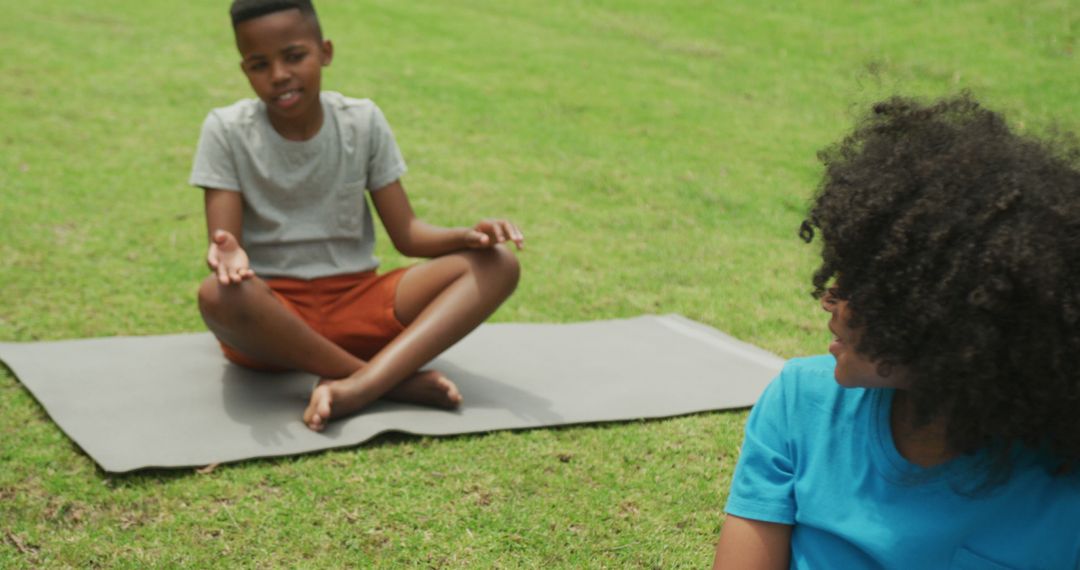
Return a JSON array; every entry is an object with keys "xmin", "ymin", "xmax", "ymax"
[
  {"xmin": 207, "ymin": 229, "xmax": 255, "ymax": 285},
  {"xmin": 465, "ymin": 219, "xmax": 525, "ymax": 251}
]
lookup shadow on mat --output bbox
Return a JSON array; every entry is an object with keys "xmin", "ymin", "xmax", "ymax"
[
  {"xmin": 220, "ymin": 365, "xmax": 314, "ymax": 445},
  {"xmin": 428, "ymin": 359, "xmax": 562, "ymax": 424},
  {"xmin": 219, "ymin": 360, "xmax": 563, "ymax": 444}
]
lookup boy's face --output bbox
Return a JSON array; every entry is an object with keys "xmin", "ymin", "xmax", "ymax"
[
  {"xmin": 234, "ymin": 9, "xmax": 332, "ymax": 127},
  {"xmin": 822, "ymin": 292, "xmax": 910, "ymax": 389}
]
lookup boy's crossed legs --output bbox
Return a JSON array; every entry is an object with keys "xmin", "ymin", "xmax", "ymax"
[{"xmin": 198, "ymin": 245, "xmax": 520, "ymax": 431}]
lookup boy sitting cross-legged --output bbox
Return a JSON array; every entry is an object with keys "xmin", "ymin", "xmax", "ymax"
[{"xmin": 190, "ymin": 0, "xmax": 523, "ymax": 432}]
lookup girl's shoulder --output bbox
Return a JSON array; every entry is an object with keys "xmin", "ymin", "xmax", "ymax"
[
  {"xmin": 779, "ymin": 354, "xmax": 837, "ymax": 381},
  {"xmin": 757, "ymin": 355, "xmax": 878, "ymax": 433},
  {"xmin": 773, "ymin": 355, "xmax": 865, "ymax": 406}
]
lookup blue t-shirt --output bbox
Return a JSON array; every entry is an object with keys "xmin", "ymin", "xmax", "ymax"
[{"xmin": 726, "ymin": 355, "xmax": 1080, "ymax": 569}]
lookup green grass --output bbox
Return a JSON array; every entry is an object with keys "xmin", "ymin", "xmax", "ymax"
[{"xmin": 1, "ymin": 0, "xmax": 1077, "ymax": 566}]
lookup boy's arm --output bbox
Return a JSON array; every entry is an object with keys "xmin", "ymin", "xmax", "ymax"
[
  {"xmin": 712, "ymin": 515, "xmax": 792, "ymax": 569},
  {"xmin": 371, "ymin": 180, "xmax": 523, "ymax": 258},
  {"xmin": 204, "ymin": 188, "xmax": 254, "ymax": 285}
]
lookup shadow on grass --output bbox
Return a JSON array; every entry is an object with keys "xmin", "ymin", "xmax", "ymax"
[{"xmin": 97, "ymin": 406, "xmax": 749, "ymax": 488}]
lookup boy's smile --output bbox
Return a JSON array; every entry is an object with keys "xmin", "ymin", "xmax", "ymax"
[{"xmin": 235, "ymin": 8, "xmax": 332, "ymax": 140}]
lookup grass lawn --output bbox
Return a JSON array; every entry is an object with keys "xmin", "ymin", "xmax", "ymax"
[{"xmin": 1, "ymin": 0, "xmax": 1077, "ymax": 566}]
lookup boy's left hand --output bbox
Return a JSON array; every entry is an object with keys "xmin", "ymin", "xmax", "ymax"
[{"xmin": 465, "ymin": 219, "xmax": 525, "ymax": 251}]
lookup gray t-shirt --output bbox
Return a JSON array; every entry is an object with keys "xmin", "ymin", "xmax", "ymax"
[{"xmin": 189, "ymin": 91, "xmax": 407, "ymax": 279}]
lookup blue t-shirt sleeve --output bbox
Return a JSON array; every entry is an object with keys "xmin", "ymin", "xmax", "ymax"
[{"xmin": 725, "ymin": 371, "xmax": 797, "ymax": 524}]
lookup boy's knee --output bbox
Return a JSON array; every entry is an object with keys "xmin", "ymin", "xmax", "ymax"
[
  {"xmin": 486, "ymin": 244, "xmax": 520, "ymax": 291},
  {"xmin": 197, "ymin": 276, "xmax": 223, "ymax": 315},
  {"xmin": 463, "ymin": 245, "xmax": 520, "ymax": 293},
  {"xmin": 197, "ymin": 276, "xmax": 265, "ymax": 323}
]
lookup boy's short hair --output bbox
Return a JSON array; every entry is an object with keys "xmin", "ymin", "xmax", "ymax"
[
  {"xmin": 800, "ymin": 93, "xmax": 1080, "ymax": 476},
  {"xmin": 230, "ymin": 0, "xmax": 322, "ymax": 39}
]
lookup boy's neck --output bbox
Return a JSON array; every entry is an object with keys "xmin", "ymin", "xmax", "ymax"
[
  {"xmin": 267, "ymin": 95, "xmax": 325, "ymax": 141},
  {"xmin": 890, "ymin": 390, "xmax": 955, "ymax": 468}
]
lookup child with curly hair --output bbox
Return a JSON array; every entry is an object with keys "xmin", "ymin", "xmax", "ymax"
[{"xmin": 713, "ymin": 94, "xmax": 1080, "ymax": 568}]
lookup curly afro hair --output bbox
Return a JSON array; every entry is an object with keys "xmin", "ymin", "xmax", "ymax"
[{"xmin": 799, "ymin": 93, "xmax": 1080, "ymax": 477}]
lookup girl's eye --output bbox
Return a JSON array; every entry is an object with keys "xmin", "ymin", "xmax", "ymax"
[
  {"xmin": 286, "ymin": 52, "xmax": 306, "ymax": 62},
  {"xmin": 246, "ymin": 62, "xmax": 267, "ymax": 72},
  {"xmin": 821, "ymin": 286, "xmax": 846, "ymax": 308},
  {"xmin": 826, "ymin": 286, "xmax": 847, "ymax": 300}
]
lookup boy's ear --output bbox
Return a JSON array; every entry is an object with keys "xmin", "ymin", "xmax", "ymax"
[{"xmin": 320, "ymin": 39, "xmax": 333, "ymax": 66}]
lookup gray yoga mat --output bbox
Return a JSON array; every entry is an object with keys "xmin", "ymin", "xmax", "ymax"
[{"xmin": 0, "ymin": 314, "xmax": 782, "ymax": 473}]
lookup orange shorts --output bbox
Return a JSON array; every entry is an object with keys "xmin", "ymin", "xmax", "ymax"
[{"xmin": 220, "ymin": 268, "xmax": 409, "ymax": 371}]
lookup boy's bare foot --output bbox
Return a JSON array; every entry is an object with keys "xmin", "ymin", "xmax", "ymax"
[
  {"xmin": 384, "ymin": 370, "xmax": 463, "ymax": 409},
  {"xmin": 304, "ymin": 381, "xmax": 335, "ymax": 432},
  {"xmin": 303, "ymin": 370, "xmax": 462, "ymax": 432}
]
